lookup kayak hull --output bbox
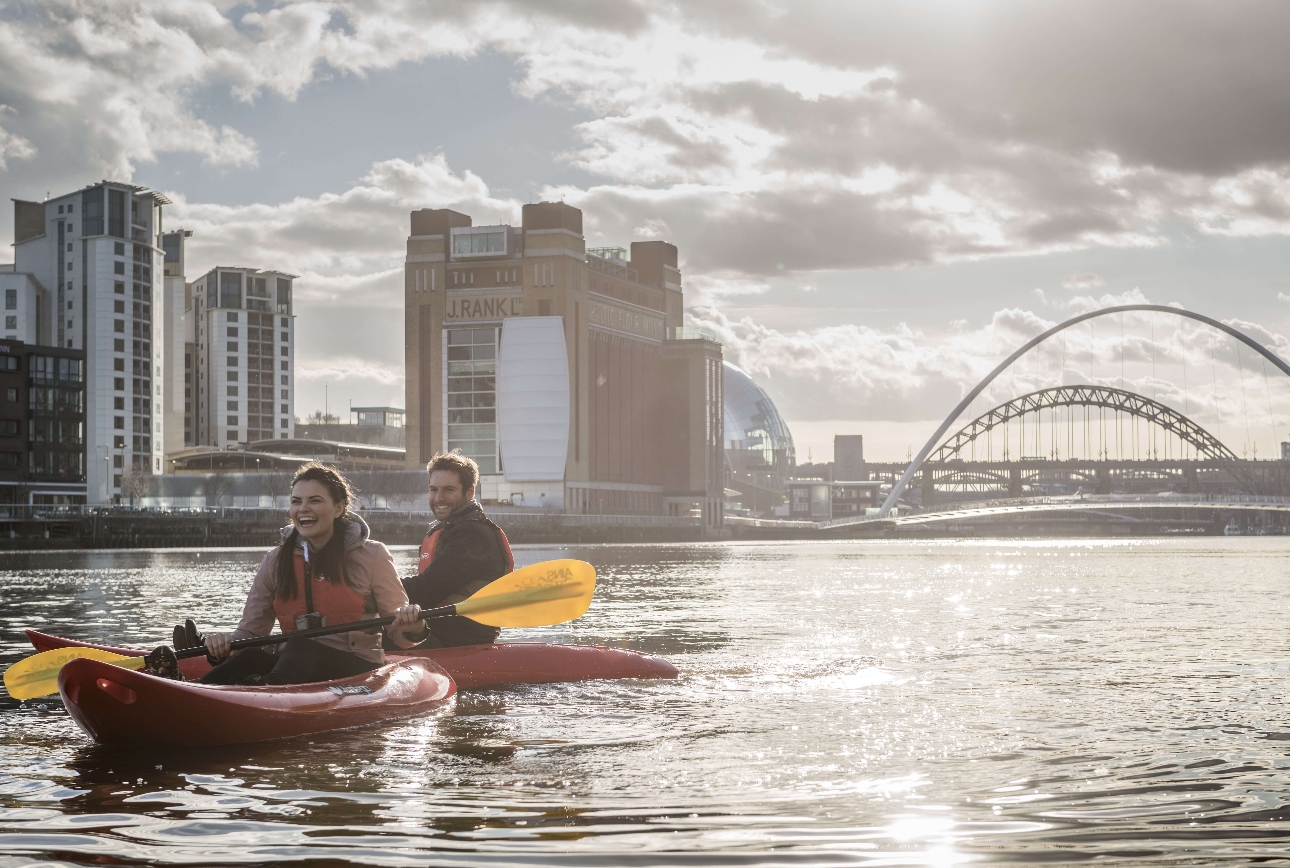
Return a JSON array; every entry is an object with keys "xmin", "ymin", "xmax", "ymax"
[
  {"xmin": 25, "ymin": 630, "xmax": 679, "ymax": 688},
  {"xmin": 57, "ymin": 656, "xmax": 455, "ymax": 747}
]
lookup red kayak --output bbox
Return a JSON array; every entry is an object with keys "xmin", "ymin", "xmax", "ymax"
[
  {"xmin": 25, "ymin": 629, "xmax": 679, "ymax": 689},
  {"xmin": 58, "ymin": 655, "xmax": 454, "ymax": 747}
]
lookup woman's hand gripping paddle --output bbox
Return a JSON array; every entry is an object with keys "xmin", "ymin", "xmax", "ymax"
[{"xmin": 3, "ymin": 559, "xmax": 597, "ymax": 701}]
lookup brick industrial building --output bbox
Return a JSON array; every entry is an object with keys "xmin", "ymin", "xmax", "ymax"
[{"xmin": 404, "ymin": 202, "xmax": 723, "ymax": 529}]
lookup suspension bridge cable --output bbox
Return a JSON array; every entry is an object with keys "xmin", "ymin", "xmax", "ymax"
[
  {"xmin": 1150, "ymin": 313, "xmax": 1158, "ymax": 459},
  {"xmin": 1211, "ymin": 335, "xmax": 1221, "ymax": 447}
]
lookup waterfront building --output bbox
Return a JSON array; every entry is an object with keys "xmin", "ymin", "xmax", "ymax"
[
  {"xmin": 403, "ymin": 202, "xmax": 724, "ymax": 527},
  {"xmin": 0, "ymin": 264, "xmax": 46, "ymax": 345},
  {"xmin": 834, "ymin": 435, "xmax": 865, "ymax": 480},
  {"xmin": 296, "ymin": 406, "xmax": 405, "ymax": 447},
  {"xmin": 160, "ymin": 230, "xmax": 191, "ymax": 456},
  {"xmin": 723, "ymin": 361, "xmax": 796, "ymax": 512},
  {"xmin": 188, "ymin": 266, "xmax": 295, "ymax": 448},
  {"xmin": 11, "ymin": 183, "xmax": 168, "ymax": 503},
  {"xmin": 787, "ymin": 479, "xmax": 882, "ymax": 521},
  {"xmin": 0, "ymin": 338, "xmax": 87, "ymax": 504}
]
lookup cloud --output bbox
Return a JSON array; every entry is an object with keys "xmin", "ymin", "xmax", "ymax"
[
  {"xmin": 168, "ymin": 153, "xmax": 521, "ymax": 305},
  {"xmin": 9, "ymin": 0, "xmax": 1290, "ymax": 273},
  {"xmin": 0, "ymin": 106, "xmax": 35, "ymax": 169},
  {"xmin": 296, "ymin": 357, "xmax": 403, "ymax": 385},
  {"xmin": 1062, "ymin": 273, "xmax": 1105, "ymax": 291}
]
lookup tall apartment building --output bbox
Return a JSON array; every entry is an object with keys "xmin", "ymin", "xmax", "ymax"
[
  {"xmin": 11, "ymin": 182, "xmax": 167, "ymax": 503},
  {"xmin": 189, "ymin": 267, "xmax": 295, "ymax": 447},
  {"xmin": 404, "ymin": 202, "xmax": 724, "ymax": 528},
  {"xmin": 161, "ymin": 230, "xmax": 191, "ymax": 455}
]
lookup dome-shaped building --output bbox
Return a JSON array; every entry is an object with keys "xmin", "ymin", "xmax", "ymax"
[{"xmin": 723, "ymin": 362, "xmax": 795, "ymax": 504}]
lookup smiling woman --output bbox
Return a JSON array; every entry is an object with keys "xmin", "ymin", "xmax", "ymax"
[{"xmin": 191, "ymin": 462, "xmax": 429, "ymax": 686}]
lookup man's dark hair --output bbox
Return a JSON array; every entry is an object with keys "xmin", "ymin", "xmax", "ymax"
[{"xmin": 427, "ymin": 450, "xmax": 479, "ymax": 492}]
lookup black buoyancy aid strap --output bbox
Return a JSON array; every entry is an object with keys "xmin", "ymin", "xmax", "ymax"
[{"xmin": 302, "ymin": 543, "xmax": 316, "ymax": 615}]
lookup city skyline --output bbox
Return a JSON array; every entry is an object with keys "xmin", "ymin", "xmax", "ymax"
[{"xmin": 3, "ymin": 2, "xmax": 1290, "ymax": 461}]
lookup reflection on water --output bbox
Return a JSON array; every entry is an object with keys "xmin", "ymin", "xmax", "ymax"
[{"xmin": 2, "ymin": 539, "xmax": 1290, "ymax": 863}]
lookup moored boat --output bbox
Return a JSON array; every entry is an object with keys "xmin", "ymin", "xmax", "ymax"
[
  {"xmin": 25, "ymin": 629, "xmax": 679, "ymax": 688},
  {"xmin": 58, "ymin": 655, "xmax": 455, "ymax": 747}
]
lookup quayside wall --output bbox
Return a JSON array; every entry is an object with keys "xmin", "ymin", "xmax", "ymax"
[{"xmin": 0, "ymin": 508, "xmax": 707, "ymax": 550}]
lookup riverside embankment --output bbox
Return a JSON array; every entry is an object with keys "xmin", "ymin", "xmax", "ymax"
[{"xmin": 0, "ymin": 506, "xmax": 708, "ymax": 549}]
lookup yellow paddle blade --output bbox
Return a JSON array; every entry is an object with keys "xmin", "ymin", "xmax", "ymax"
[
  {"xmin": 455, "ymin": 559, "xmax": 596, "ymax": 628},
  {"xmin": 3, "ymin": 646, "xmax": 146, "ymax": 701}
]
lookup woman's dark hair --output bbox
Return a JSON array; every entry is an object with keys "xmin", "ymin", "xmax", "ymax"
[{"xmin": 273, "ymin": 463, "xmax": 357, "ymax": 602}]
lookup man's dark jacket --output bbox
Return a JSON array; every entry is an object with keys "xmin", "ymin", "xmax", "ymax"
[{"xmin": 402, "ymin": 500, "xmax": 508, "ymax": 647}]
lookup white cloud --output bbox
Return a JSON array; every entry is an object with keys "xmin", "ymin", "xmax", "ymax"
[{"xmin": 0, "ymin": 106, "xmax": 35, "ymax": 169}]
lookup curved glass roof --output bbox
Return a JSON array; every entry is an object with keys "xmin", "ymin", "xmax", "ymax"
[{"xmin": 723, "ymin": 361, "xmax": 796, "ymax": 480}]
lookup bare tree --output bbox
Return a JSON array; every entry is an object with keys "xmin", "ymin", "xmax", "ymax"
[
  {"xmin": 202, "ymin": 468, "xmax": 235, "ymax": 508},
  {"xmin": 120, "ymin": 467, "xmax": 154, "ymax": 507},
  {"xmin": 304, "ymin": 410, "xmax": 340, "ymax": 425},
  {"xmin": 256, "ymin": 468, "xmax": 293, "ymax": 507},
  {"xmin": 385, "ymin": 470, "xmax": 425, "ymax": 512}
]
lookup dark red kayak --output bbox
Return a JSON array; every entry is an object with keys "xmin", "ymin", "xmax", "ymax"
[
  {"xmin": 25, "ymin": 629, "xmax": 679, "ymax": 689},
  {"xmin": 58, "ymin": 655, "xmax": 455, "ymax": 747}
]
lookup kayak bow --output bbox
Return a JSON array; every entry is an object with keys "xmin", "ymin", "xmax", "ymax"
[{"xmin": 57, "ymin": 655, "xmax": 455, "ymax": 747}]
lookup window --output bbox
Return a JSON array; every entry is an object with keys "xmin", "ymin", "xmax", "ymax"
[
  {"xmin": 228, "ymin": 386, "xmax": 239, "ymax": 396},
  {"xmin": 281, "ymin": 345, "xmax": 288, "ymax": 355},
  {"xmin": 445, "ymin": 326, "xmax": 498, "ymax": 474},
  {"xmin": 227, "ymin": 401, "xmax": 238, "ymax": 411},
  {"xmin": 67, "ymin": 203, "xmax": 73, "ymax": 213},
  {"xmin": 451, "ymin": 230, "xmax": 505, "ymax": 256},
  {"xmin": 228, "ymin": 356, "xmax": 238, "ymax": 367},
  {"xmin": 115, "ymin": 377, "xmax": 124, "ymax": 390},
  {"xmin": 114, "ymin": 262, "xmax": 124, "ymax": 275},
  {"xmin": 276, "ymin": 280, "xmax": 291, "ymax": 313},
  {"xmin": 4, "ymin": 290, "xmax": 15, "ymax": 310},
  {"xmin": 114, "ymin": 358, "xmax": 124, "ymax": 371},
  {"xmin": 281, "ymin": 332, "xmax": 288, "ymax": 342},
  {"xmin": 281, "ymin": 389, "xmax": 289, "ymax": 399},
  {"xmin": 281, "ymin": 418, "xmax": 288, "ymax": 428},
  {"xmin": 280, "ymin": 316, "xmax": 288, "ymax": 327},
  {"xmin": 227, "ymin": 342, "xmax": 238, "ymax": 352},
  {"xmin": 280, "ymin": 361, "xmax": 287, "ymax": 371},
  {"xmin": 114, "ymin": 416, "xmax": 124, "ymax": 429},
  {"xmin": 4, "ymin": 316, "xmax": 14, "ymax": 330},
  {"xmin": 0, "ymin": 357, "xmax": 17, "ymax": 371},
  {"xmin": 114, "ymin": 320, "xmax": 124, "ymax": 332},
  {"xmin": 219, "ymin": 272, "xmax": 241, "ymax": 309},
  {"xmin": 0, "ymin": 420, "xmax": 18, "ymax": 436},
  {"xmin": 66, "ymin": 243, "xmax": 72, "ymax": 252},
  {"xmin": 226, "ymin": 431, "xmax": 237, "ymax": 441},
  {"xmin": 227, "ymin": 416, "xmax": 238, "ymax": 426},
  {"xmin": 115, "ymin": 281, "xmax": 124, "ymax": 294},
  {"xmin": 228, "ymin": 371, "xmax": 238, "ymax": 382},
  {"xmin": 281, "ymin": 375, "xmax": 288, "ymax": 385},
  {"xmin": 5, "ymin": 388, "xmax": 15, "ymax": 403},
  {"xmin": 227, "ymin": 312, "xmax": 238, "ymax": 322},
  {"xmin": 114, "ymin": 397, "xmax": 124, "ymax": 410},
  {"xmin": 0, "ymin": 453, "xmax": 19, "ymax": 469},
  {"xmin": 227, "ymin": 327, "xmax": 238, "ymax": 337},
  {"xmin": 114, "ymin": 242, "xmax": 124, "ymax": 255},
  {"xmin": 114, "ymin": 339, "xmax": 124, "ymax": 352}
]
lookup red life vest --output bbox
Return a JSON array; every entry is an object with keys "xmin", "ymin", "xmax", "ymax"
[
  {"xmin": 272, "ymin": 549, "xmax": 376, "ymax": 633},
  {"xmin": 418, "ymin": 515, "xmax": 514, "ymax": 605}
]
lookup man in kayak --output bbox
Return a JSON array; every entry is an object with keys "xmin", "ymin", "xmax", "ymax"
[{"xmin": 400, "ymin": 451, "xmax": 514, "ymax": 647}]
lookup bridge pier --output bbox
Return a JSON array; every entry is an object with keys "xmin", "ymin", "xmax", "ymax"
[
  {"xmin": 921, "ymin": 468, "xmax": 936, "ymax": 508},
  {"xmin": 1009, "ymin": 466, "xmax": 1022, "ymax": 497}
]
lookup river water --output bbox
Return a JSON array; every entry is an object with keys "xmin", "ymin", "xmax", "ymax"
[{"xmin": 0, "ymin": 538, "xmax": 1289, "ymax": 865}]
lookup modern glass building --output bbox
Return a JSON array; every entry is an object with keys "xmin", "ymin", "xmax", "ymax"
[{"xmin": 722, "ymin": 361, "xmax": 795, "ymax": 493}]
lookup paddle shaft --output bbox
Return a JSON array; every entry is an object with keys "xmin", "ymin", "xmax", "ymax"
[{"xmin": 173, "ymin": 603, "xmax": 457, "ymax": 659}]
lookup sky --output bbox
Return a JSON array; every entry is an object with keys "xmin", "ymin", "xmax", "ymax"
[{"xmin": 3, "ymin": 0, "xmax": 1290, "ymax": 462}]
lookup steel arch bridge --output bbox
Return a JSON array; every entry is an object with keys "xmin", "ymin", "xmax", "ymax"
[
  {"xmin": 878, "ymin": 304, "xmax": 1290, "ymax": 516},
  {"xmin": 928, "ymin": 385, "xmax": 1238, "ymax": 463}
]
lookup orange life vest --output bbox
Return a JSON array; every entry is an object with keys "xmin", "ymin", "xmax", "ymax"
[
  {"xmin": 418, "ymin": 515, "xmax": 514, "ymax": 605},
  {"xmin": 272, "ymin": 549, "xmax": 377, "ymax": 633}
]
